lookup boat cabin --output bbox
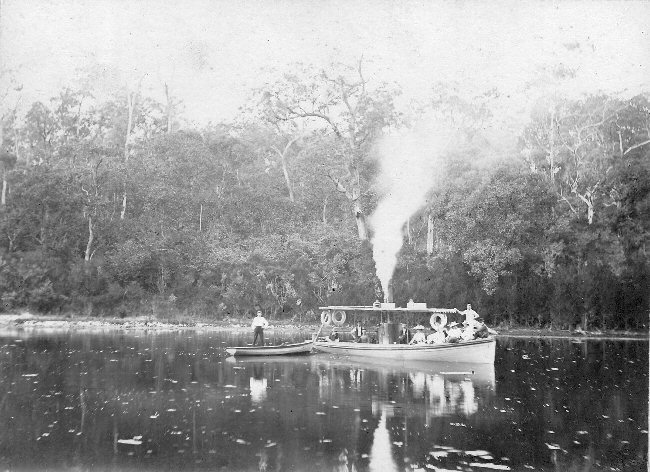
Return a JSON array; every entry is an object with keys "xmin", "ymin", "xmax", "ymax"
[{"xmin": 318, "ymin": 304, "xmax": 465, "ymax": 345}]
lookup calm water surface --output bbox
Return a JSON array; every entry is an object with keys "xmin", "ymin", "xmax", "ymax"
[{"xmin": 0, "ymin": 329, "xmax": 646, "ymax": 471}]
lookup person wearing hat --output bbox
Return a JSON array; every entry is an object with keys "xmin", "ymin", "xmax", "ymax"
[
  {"xmin": 409, "ymin": 325, "xmax": 427, "ymax": 344},
  {"xmin": 251, "ymin": 310, "xmax": 269, "ymax": 346}
]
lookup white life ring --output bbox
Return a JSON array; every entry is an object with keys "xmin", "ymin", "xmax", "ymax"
[
  {"xmin": 331, "ymin": 310, "xmax": 347, "ymax": 326},
  {"xmin": 430, "ymin": 313, "xmax": 448, "ymax": 331},
  {"xmin": 320, "ymin": 311, "xmax": 332, "ymax": 326}
]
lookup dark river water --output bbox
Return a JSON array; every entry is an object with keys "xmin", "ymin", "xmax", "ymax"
[{"xmin": 0, "ymin": 329, "xmax": 646, "ymax": 472}]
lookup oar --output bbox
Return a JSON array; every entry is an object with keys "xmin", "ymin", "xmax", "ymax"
[{"xmin": 313, "ymin": 323, "xmax": 325, "ymax": 343}]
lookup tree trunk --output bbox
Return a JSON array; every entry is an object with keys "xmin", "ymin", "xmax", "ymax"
[
  {"xmin": 574, "ymin": 191, "xmax": 594, "ymax": 224},
  {"xmin": 426, "ymin": 214, "xmax": 434, "ymax": 255},
  {"xmin": 406, "ymin": 218, "xmax": 411, "ymax": 246},
  {"xmin": 350, "ymin": 166, "xmax": 368, "ymax": 240},
  {"xmin": 13, "ymin": 122, "xmax": 19, "ymax": 164},
  {"xmin": 120, "ymin": 191, "xmax": 127, "ymax": 219},
  {"xmin": 84, "ymin": 216, "xmax": 94, "ymax": 262},
  {"xmin": 124, "ymin": 92, "xmax": 135, "ymax": 161},
  {"xmin": 353, "ymin": 200, "xmax": 368, "ymax": 240},
  {"xmin": 548, "ymin": 111, "xmax": 556, "ymax": 185},
  {"xmin": 273, "ymin": 137, "xmax": 301, "ymax": 203},
  {"xmin": 279, "ymin": 154, "xmax": 294, "ymax": 203},
  {"xmin": 164, "ymin": 82, "xmax": 173, "ymax": 134},
  {"xmin": 0, "ymin": 120, "xmax": 4, "ymax": 205},
  {"xmin": 1, "ymin": 168, "xmax": 6, "ymax": 206}
]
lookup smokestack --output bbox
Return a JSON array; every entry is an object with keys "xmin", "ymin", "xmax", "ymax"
[{"xmin": 384, "ymin": 280, "xmax": 394, "ymax": 303}]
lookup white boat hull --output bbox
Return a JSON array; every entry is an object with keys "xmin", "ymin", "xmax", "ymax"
[{"xmin": 313, "ymin": 338, "xmax": 496, "ymax": 363}]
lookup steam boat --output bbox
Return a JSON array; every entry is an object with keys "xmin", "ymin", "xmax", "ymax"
[{"xmin": 313, "ymin": 302, "xmax": 496, "ymax": 364}]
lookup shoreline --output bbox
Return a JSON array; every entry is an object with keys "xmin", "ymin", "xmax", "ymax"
[{"xmin": 0, "ymin": 313, "xmax": 647, "ymax": 340}]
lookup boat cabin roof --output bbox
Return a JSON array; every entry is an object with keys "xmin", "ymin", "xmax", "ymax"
[{"xmin": 319, "ymin": 305, "xmax": 458, "ymax": 314}]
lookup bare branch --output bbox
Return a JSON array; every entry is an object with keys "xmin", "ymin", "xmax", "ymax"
[
  {"xmin": 559, "ymin": 193, "xmax": 577, "ymax": 214},
  {"xmin": 623, "ymin": 139, "xmax": 650, "ymax": 155},
  {"xmin": 618, "ymin": 130, "xmax": 624, "ymax": 157},
  {"xmin": 327, "ymin": 172, "xmax": 353, "ymax": 199},
  {"xmin": 293, "ymin": 110, "xmax": 343, "ymax": 139},
  {"xmin": 357, "ymin": 55, "xmax": 366, "ymax": 96}
]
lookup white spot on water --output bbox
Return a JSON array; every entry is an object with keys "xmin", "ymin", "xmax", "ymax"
[
  {"xmin": 468, "ymin": 463, "xmax": 510, "ymax": 470},
  {"xmin": 117, "ymin": 438, "xmax": 143, "ymax": 445}
]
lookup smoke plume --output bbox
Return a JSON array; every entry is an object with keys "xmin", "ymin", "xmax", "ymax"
[{"xmin": 369, "ymin": 123, "xmax": 454, "ymax": 298}]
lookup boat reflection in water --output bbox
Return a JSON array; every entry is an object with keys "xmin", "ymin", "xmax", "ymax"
[
  {"xmin": 231, "ymin": 354, "xmax": 499, "ymax": 471},
  {"xmin": 312, "ymin": 356, "xmax": 499, "ymax": 471},
  {"xmin": 311, "ymin": 356, "xmax": 495, "ymax": 418}
]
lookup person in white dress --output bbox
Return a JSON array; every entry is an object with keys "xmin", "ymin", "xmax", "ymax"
[
  {"xmin": 427, "ymin": 329, "xmax": 447, "ymax": 344},
  {"xmin": 409, "ymin": 325, "xmax": 427, "ymax": 344}
]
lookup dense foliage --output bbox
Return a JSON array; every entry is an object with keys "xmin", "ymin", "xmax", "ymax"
[{"xmin": 0, "ymin": 66, "xmax": 647, "ymax": 330}]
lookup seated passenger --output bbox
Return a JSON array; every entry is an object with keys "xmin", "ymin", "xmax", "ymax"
[
  {"xmin": 351, "ymin": 322, "xmax": 364, "ymax": 343},
  {"xmin": 397, "ymin": 326, "xmax": 410, "ymax": 344},
  {"xmin": 427, "ymin": 329, "xmax": 447, "ymax": 344},
  {"xmin": 328, "ymin": 331, "xmax": 340, "ymax": 342},
  {"xmin": 474, "ymin": 322, "xmax": 489, "ymax": 339},
  {"xmin": 409, "ymin": 325, "xmax": 427, "ymax": 344},
  {"xmin": 460, "ymin": 318, "xmax": 490, "ymax": 340},
  {"xmin": 461, "ymin": 321, "xmax": 477, "ymax": 341},
  {"xmin": 446, "ymin": 322, "xmax": 462, "ymax": 343}
]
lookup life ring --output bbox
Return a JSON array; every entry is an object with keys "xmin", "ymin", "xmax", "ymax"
[
  {"xmin": 430, "ymin": 313, "xmax": 448, "ymax": 331},
  {"xmin": 331, "ymin": 310, "xmax": 347, "ymax": 326},
  {"xmin": 320, "ymin": 311, "xmax": 332, "ymax": 326}
]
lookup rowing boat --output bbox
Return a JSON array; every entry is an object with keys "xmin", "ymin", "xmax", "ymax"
[{"xmin": 225, "ymin": 340, "xmax": 313, "ymax": 357}]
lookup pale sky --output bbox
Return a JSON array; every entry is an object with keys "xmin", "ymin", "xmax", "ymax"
[{"xmin": 2, "ymin": 0, "xmax": 649, "ymax": 127}]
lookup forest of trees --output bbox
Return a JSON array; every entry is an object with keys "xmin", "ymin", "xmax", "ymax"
[{"xmin": 0, "ymin": 62, "xmax": 647, "ymax": 330}]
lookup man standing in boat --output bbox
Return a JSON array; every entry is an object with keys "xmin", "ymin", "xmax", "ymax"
[
  {"xmin": 461, "ymin": 304, "xmax": 489, "ymax": 339},
  {"xmin": 252, "ymin": 310, "xmax": 269, "ymax": 346},
  {"xmin": 461, "ymin": 304, "xmax": 479, "ymax": 325}
]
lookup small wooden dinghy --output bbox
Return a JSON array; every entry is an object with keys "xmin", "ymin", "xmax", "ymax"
[{"xmin": 225, "ymin": 340, "xmax": 313, "ymax": 357}]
